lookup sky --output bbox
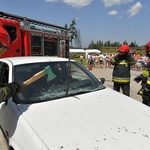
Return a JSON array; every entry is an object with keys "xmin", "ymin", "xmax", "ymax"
[{"xmin": 0, "ymin": 0, "xmax": 150, "ymax": 48}]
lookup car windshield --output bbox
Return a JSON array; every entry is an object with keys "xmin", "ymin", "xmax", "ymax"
[{"xmin": 14, "ymin": 61, "xmax": 105, "ymax": 104}]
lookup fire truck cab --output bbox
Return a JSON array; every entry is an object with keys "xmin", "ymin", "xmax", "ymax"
[{"xmin": 0, "ymin": 11, "xmax": 70, "ymax": 58}]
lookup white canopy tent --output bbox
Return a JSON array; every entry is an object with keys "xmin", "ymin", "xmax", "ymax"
[
  {"xmin": 69, "ymin": 49, "xmax": 85, "ymax": 53},
  {"xmin": 85, "ymin": 49, "xmax": 101, "ymax": 54}
]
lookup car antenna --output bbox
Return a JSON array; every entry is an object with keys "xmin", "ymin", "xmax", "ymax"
[{"xmin": 65, "ymin": 56, "xmax": 71, "ymax": 97}]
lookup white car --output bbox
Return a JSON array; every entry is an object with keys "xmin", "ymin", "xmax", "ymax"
[{"xmin": 0, "ymin": 56, "xmax": 150, "ymax": 150}]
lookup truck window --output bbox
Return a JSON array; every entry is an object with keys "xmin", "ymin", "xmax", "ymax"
[
  {"xmin": 30, "ymin": 35, "xmax": 57, "ymax": 56},
  {"xmin": 3, "ymin": 25, "xmax": 17, "ymax": 43},
  {"xmin": 31, "ymin": 35, "xmax": 42, "ymax": 55},
  {"xmin": 44, "ymin": 40, "xmax": 57, "ymax": 56}
]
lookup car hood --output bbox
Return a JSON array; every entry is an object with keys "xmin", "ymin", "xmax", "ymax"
[{"xmin": 18, "ymin": 88, "xmax": 150, "ymax": 150}]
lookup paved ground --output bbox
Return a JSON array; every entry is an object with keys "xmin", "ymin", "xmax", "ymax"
[
  {"xmin": 0, "ymin": 66, "xmax": 143, "ymax": 150},
  {"xmin": 0, "ymin": 130, "xmax": 7, "ymax": 150}
]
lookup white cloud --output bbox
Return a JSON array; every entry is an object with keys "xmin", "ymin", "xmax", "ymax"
[
  {"xmin": 45, "ymin": 0, "xmax": 93, "ymax": 8},
  {"xmin": 103, "ymin": 0, "xmax": 133, "ymax": 7},
  {"xmin": 108, "ymin": 10, "xmax": 118, "ymax": 15},
  {"xmin": 127, "ymin": 2, "xmax": 143, "ymax": 17}
]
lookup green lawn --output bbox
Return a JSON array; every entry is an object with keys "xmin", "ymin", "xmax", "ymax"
[{"xmin": 73, "ymin": 57, "xmax": 87, "ymax": 66}]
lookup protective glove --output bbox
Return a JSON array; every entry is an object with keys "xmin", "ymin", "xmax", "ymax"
[
  {"xmin": 6, "ymin": 82, "xmax": 23, "ymax": 93},
  {"xmin": 134, "ymin": 75, "xmax": 142, "ymax": 83},
  {"xmin": 0, "ymin": 82, "xmax": 25, "ymax": 103},
  {"xmin": 126, "ymin": 54, "xmax": 132, "ymax": 61},
  {"xmin": 114, "ymin": 55, "xmax": 120, "ymax": 62},
  {"xmin": 142, "ymin": 84, "xmax": 150, "ymax": 97}
]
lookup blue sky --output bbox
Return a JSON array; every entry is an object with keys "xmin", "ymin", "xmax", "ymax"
[{"xmin": 0, "ymin": 0, "xmax": 149, "ymax": 48}]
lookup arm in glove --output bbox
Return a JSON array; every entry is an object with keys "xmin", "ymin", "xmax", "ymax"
[
  {"xmin": 114, "ymin": 55, "xmax": 120, "ymax": 62},
  {"xmin": 126, "ymin": 54, "xmax": 135, "ymax": 66},
  {"xmin": 111, "ymin": 55, "xmax": 120, "ymax": 65},
  {"xmin": 137, "ymin": 84, "xmax": 150, "ymax": 96},
  {"xmin": 134, "ymin": 74, "xmax": 143, "ymax": 83},
  {"xmin": 143, "ymin": 84, "xmax": 150, "ymax": 97},
  {"xmin": 0, "ymin": 82, "xmax": 23, "ymax": 103}
]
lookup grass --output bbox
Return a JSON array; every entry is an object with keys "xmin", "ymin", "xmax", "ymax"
[{"xmin": 73, "ymin": 57, "xmax": 87, "ymax": 66}]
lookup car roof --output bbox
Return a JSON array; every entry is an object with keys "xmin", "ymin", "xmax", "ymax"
[{"xmin": 0, "ymin": 56, "xmax": 73, "ymax": 65}]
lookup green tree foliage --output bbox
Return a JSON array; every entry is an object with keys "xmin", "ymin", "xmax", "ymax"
[
  {"xmin": 123, "ymin": 40, "xmax": 128, "ymax": 45},
  {"xmin": 68, "ymin": 19, "xmax": 77, "ymax": 47},
  {"xmin": 88, "ymin": 40, "xmax": 139, "ymax": 49},
  {"xmin": 129, "ymin": 41, "xmax": 138, "ymax": 47}
]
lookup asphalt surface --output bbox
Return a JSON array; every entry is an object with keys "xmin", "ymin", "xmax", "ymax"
[
  {"xmin": 0, "ymin": 66, "xmax": 143, "ymax": 150},
  {"xmin": 0, "ymin": 130, "xmax": 7, "ymax": 150}
]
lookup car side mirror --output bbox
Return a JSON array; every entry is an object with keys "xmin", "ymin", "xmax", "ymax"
[{"xmin": 99, "ymin": 78, "xmax": 105, "ymax": 84}]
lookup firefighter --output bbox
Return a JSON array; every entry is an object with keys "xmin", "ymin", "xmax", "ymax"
[
  {"xmin": 134, "ymin": 41, "xmax": 150, "ymax": 106},
  {"xmin": 111, "ymin": 44, "xmax": 135, "ymax": 96},
  {"xmin": 0, "ymin": 27, "xmax": 21, "ymax": 103}
]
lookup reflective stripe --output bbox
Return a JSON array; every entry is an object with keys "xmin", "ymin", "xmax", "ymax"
[
  {"xmin": 111, "ymin": 59, "xmax": 133, "ymax": 66},
  {"xmin": 147, "ymin": 80, "xmax": 150, "ymax": 85},
  {"xmin": 2, "ymin": 87, "xmax": 8, "ymax": 100},
  {"xmin": 119, "ymin": 62, "xmax": 128, "ymax": 65},
  {"xmin": 112, "ymin": 78, "xmax": 130, "ymax": 83},
  {"xmin": 0, "ymin": 87, "xmax": 8, "ymax": 102},
  {"xmin": 147, "ymin": 77, "xmax": 150, "ymax": 85},
  {"xmin": 113, "ymin": 77, "xmax": 130, "ymax": 80},
  {"xmin": 115, "ymin": 61, "xmax": 132, "ymax": 66},
  {"xmin": 142, "ymin": 70, "xmax": 149, "ymax": 77},
  {"xmin": 139, "ymin": 90, "xmax": 143, "ymax": 95},
  {"xmin": 119, "ymin": 61, "xmax": 134, "ymax": 66}
]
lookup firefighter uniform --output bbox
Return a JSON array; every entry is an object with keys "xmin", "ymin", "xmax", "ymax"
[
  {"xmin": 0, "ymin": 26, "xmax": 22, "ymax": 103},
  {"xmin": 134, "ymin": 41, "xmax": 150, "ymax": 106},
  {"xmin": 111, "ymin": 44, "xmax": 135, "ymax": 96},
  {"xmin": 134, "ymin": 63, "xmax": 150, "ymax": 106}
]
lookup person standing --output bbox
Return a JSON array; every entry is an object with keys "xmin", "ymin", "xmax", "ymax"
[
  {"xmin": 99, "ymin": 52, "xmax": 104, "ymax": 68},
  {"xmin": 88, "ymin": 56, "xmax": 94, "ymax": 70},
  {"xmin": 134, "ymin": 41, "xmax": 150, "ymax": 106},
  {"xmin": 0, "ymin": 27, "xmax": 22, "ymax": 103},
  {"xmin": 79, "ymin": 54, "xmax": 84, "ymax": 64},
  {"xmin": 111, "ymin": 44, "xmax": 135, "ymax": 96}
]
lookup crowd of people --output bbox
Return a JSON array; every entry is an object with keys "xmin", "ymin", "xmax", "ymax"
[
  {"xmin": 85, "ymin": 50, "xmax": 149, "ymax": 71},
  {"xmin": 85, "ymin": 52, "xmax": 113, "ymax": 68}
]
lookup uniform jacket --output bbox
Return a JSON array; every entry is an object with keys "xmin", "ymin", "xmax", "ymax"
[
  {"xmin": 134, "ymin": 62, "xmax": 150, "ymax": 99},
  {"xmin": 111, "ymin": 54, "xmax": 135, "ymax": 83},
  {"xmin": 141, "ymin": 66, "xmax": 150, "ymax": 85}
]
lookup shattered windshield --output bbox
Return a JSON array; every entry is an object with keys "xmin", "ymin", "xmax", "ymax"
[{"xmin": 14, "ymin": 61, "xmax": 105, "ymax": 104}]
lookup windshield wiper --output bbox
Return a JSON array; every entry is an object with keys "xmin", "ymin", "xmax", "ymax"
[{"xmin": 65, "ymin": 57, "xmax": 71, "ymax": 97}]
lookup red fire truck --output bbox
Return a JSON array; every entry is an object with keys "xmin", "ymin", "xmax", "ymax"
[{"xmin": 0, "ymin": 11, "xmax": 70, "ymax": 58}]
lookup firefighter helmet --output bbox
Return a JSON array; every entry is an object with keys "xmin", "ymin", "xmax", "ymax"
[
  {"xmin": 146, "ymin": 41, "xmax": 150, "ymax": 56},
  {"xmin": 119, "ymin": 44, "xmax": 129, "ymax": 53},
  {"xmin": 0, "ymin": 26, "xmax": 10, "ymax": 49}
]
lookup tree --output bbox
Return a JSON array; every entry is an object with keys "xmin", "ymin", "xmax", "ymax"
[
  {"xmin": 129, "ymin": 41, "xmax": 138, "ymax": 47},
  {"xmin": 123, "ymin": 40, "xmax": 128, "ymax": 45},
  {"xmin": 74, "ymin": 29, "xmax": 82, "ymax": 48},
  {"xmin": 68, "ymin": 19, "xmax": 77, "ymax": 48}
]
